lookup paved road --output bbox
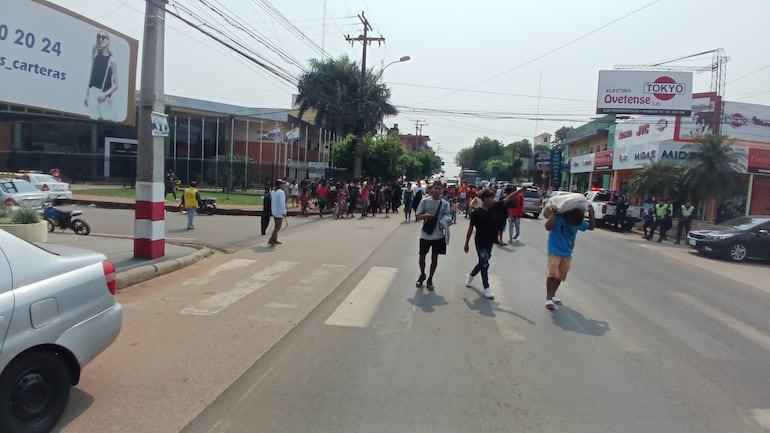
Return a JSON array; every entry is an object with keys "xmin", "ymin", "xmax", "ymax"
[
  {"xmin": 56, "ymin": 213, "xmax": 770, "ymax": 433},
  {"xmin": 51, "ymin": 203, "xmax": 321, "ymax": 252}
]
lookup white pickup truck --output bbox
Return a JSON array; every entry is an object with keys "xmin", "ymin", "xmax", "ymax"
[{"xmin": 584, "ymin": 190, "xmax": 644, "ymax": 230}]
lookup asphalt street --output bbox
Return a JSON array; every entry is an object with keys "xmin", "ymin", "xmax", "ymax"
[{"xmin": 54, "ymin": 211, "xmax": 770, "ymax": 433}]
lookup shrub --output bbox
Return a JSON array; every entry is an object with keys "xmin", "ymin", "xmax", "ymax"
[{"xmin": 9, "ymin": 207, "xmax": 42, "ymax": 224}]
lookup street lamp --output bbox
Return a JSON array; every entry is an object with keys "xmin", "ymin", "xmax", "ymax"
[{"xmin": 380, "ymin": 56, "xmax": 411, "ymax": 76}]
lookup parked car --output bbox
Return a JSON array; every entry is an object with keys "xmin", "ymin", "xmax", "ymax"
[
  {"xmin": 522, "ymin": 187, "xmax": 543, "ymax": 218},
  {"xmin": 0, "ymin": 230, "xmax": 122, "ymax": 433},
  {"xmin": 687, "ymin": 216, "xmax": 770, "ymax": 262},
  {"xmin": 0, "ymin": 178, "xmax": 48, "ymax": 210},
  {"xmin": 19, "ymin": 173, "xmax": 72, "ymax": 202},
  {"xmin": 584, "ymin": 189, "xmax": 644, "ymax": 230}
]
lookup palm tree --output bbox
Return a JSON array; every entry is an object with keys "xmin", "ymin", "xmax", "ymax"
[
  {"xmin": 680, "ymin": 135, "xmax": 742, "ymax": 202},
  {"xmin": 628, "ymin": 159, "xmax": 680, "ymax": 201},
  {"xmin": 295, "ymin": 55, "xmax": 397, "ymax": 178},
  {"xmin": 295, "ymin": 56, "xmax": 396, "ymax": 138}
]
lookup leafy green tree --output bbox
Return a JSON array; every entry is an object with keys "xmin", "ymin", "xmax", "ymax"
[
  {"xmin": 206, "ymin": 154, "xmax": 248, "ymax": 190},
  {"xmin": 295, "ymin": 55, "xmax": 397, "ymax": 178},
  {"xmin": 554, "ymin": 126, "xmax": 573, "ymax": 143},
  {"xmin": 628, "ymin": 159, "xmax": 680, "ymax": 200},
  {"xmin": 485, "ymin": 159, "xmax": 512, "ymax": 180},
  {"xmin": 680, "ymin": 135, "xmax": 742, "ymax": 202}
]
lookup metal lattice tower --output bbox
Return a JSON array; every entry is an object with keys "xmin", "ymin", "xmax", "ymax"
[{"xmin": 615, "ymin": 48, "xmax": 728, "ymax": 97}]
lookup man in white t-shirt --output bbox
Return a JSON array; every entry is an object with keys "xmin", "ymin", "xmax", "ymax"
[{"xmin": 269, "ymin": 180, "xmax": 287, "ymax": 246}]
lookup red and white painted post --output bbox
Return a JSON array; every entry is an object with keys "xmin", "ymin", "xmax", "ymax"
[{"xmin": 134, "ymin": 1, "xmax": 166, "ymax": 259}]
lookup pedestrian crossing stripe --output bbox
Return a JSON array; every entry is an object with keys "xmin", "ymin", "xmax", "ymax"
[
  {"xmin": 181, "ymin": 261, "xmax": 297, "ymax": 316},
  {"xmin": 182, "ymin": 258, "xmax": 257, "ymax": 288},
  {"xmin": 324, "ymin": 266, "xmax": 398, "ymax": 328}
]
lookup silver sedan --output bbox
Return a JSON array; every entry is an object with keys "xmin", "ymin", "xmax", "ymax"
[{"xmin": 0, "ymin": 229, "xmax": 122, "ymax": 433}]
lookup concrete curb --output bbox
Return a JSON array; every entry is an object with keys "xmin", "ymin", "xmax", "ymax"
[{"xmin": 117, "ymin": 247, "xmax": 215, "ymax": 290}]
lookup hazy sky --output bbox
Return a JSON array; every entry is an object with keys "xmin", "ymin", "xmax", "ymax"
[{"xmin": 50, "ymin": 0, "xmax": 770, "ymax": 178}]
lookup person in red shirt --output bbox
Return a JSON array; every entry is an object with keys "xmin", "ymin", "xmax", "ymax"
[
  {"xmin": 507, "ymin": 187, "xmax": 525, "ymax": 242},
  {"xmin": 316, "ymin": 180, "xmax": 329, "ymax": 217}
]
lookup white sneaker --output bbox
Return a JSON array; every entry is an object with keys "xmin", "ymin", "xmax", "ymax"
[
  {"xmin": 484, "ymin": 287, "xmax": 494, "ymax": 299},
  {"xmin": 465, "ymin": 274, "xmax": 474, "ymax": 287}
]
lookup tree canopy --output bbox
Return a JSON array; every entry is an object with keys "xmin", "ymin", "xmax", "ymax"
[
  {"xmin": 295, "ymin": 55, "xmax": 397, "ymax": 137},
  {"xmin": 331, "ymin": 134, "xmax": 441, "ymax": 180},
  {"xmin": 454, "ymin": 137, "xmax": 532, "ymax": 180}
]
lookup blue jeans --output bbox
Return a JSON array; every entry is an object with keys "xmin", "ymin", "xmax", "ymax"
[
  {"xmin": 470, "ymin": 244, "xmax": 492, "ymax": 289},
  {"xmin": 187, "ymin": 207, "xmax": 196, "ymax": 228},
  {"xmin": 508, "ymin": 216, "xmax": 520, "ymax": 240}
]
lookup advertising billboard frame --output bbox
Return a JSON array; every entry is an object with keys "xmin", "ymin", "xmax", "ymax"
[
  {"xmin": 597, "ymin": 70, "xmax": 693, "ymax": 116},
  {"xmin": 0, "ymin": 0, "xmax": 138, "ymax": 125}
]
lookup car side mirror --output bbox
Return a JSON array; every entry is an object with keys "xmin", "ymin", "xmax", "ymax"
[{"xmin": 758, "ymin": 229, "xmax": 770, "ymax": 238}]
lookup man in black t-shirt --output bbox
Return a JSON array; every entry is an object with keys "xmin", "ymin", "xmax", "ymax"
[{"xmin": 464, "ymin": 186, "xmax": 526, "ymax": 299}]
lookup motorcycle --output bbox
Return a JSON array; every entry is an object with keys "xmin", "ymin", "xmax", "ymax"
[{"xmin": 43, "ymin": 204, "xmax": 91, "ymax": 235}]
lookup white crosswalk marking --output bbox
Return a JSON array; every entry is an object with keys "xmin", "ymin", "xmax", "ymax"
[
  {"xmin": 489, "ymin": 275, "xmax": 525, "ymax": 342},
  {"xmin": 182, "ymin": 258, "xmax": 257, "ymax": 288},
  {"xmin": 324, "ymin": 266, "xmax": 398, "ymax": 328},
  {"xmin": 181, "ymin": 261, "xmax": 296, "ymax": 316}
]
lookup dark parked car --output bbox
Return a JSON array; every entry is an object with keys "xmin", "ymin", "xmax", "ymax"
[{"xmin": 687, "ymin": 216, "xmax": 770, "ymax": 262}]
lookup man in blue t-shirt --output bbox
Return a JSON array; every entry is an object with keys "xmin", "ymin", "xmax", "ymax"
[{"xmin": 543, "ymin": 204, "xmax": 595, "ymax": 310}]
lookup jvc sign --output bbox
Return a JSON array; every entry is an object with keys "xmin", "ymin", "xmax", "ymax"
[{"xmin": 597, "ymin": 70, "xmax": 693, "ymax": 116}]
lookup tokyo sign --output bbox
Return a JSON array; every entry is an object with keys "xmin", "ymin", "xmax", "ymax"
[{"xmin": 597, "ymin": 70, "xmax": 693, "ymax": 116}]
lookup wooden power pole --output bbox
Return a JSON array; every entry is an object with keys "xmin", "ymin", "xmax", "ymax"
[{"xmin": 346, "ymin": 12, "xmax": 384, "ymax": 179}]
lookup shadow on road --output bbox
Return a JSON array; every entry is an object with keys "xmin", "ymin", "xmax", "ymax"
[
  {"xmin": 407, "ymin": 287, "xmax": 448, "ymax": 313},
  {"xmin": 53, "ymin": 388, "xmax": 94, "ymax": 432},
  {"xmin": 551, "ymin": 305, "xmax": 609, "ymax": 336},
  {"xmin": 463, "ymin": 286, "xmax": 535, "ymax": 325}
]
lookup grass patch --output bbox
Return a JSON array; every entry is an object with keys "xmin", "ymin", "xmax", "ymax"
[{"xmin": 75, "ymin": 188, "xmax": 264, "ymax": 206}]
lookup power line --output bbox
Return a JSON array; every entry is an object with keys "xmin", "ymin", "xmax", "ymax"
[{"xmin": 415, "ymin": 0, "xmax": 662, "ymax": 105}]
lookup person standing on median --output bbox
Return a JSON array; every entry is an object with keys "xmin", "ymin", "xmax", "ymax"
[
  {"xmin": 544, "ymin": 202, "xmax": 595, "ymax": 310},
  {"xmin": 464, "ymin": 187, "xmax": 525, "ymax": 300},
  {"xmin": 182, "ymin": 181, "xmax": 201, "ymax": 230},
  {"xmin": 415, "ymin": 181, "xmax": 450, "ymax": 291},
  {"xmin": 269, "ymin": 180, "xmax": 287, "ymax": 246}
]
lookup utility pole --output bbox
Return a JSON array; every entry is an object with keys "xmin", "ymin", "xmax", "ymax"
[
  {"xmin": 411, "ymin": 119, "xmax": 427, "ymax": 150},
  {"xmin": 346, "ymin": 11, "xmax": 384, "ymax": 179},
  {"xmin": 134, "ymin": 0, "xmax": 166, "ymax": 259}
]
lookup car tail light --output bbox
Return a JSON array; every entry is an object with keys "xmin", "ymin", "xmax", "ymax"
[
  {"xmin": 103, "ymin": 260, "xmax": 117, "ymax": 295},
  {"xmin": 4, "ymin": 198, "xmax": 18, "ymax": 207},
  {"xmin": 602, "ymin": 204, "xmax": 607, "ymax": 214},
  {"xmin": 42, "ymin": 183, "xmax": 49, "ymax": 191}
]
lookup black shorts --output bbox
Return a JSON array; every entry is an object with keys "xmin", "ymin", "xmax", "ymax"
[{"xmin": 419, "ymin": 238, "xmax": 446, "ymax": 256}]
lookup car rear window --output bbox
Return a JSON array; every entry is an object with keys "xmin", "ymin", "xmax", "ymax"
[
  {"xmin": 32, "ymin": 174, "xmax": 58, "ymax": 183},
  {"xmin": 523, "ymin": 190, "xmax": 540, "ymax": 198},
  {"xmin": 1, "ymin": 180, "xmax": 37, "ymax": 193}
]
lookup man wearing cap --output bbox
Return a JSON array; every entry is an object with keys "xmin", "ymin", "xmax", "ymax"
[{"xmin": 269, "ymin": 180, "xmax": 287, "ymax": 246}]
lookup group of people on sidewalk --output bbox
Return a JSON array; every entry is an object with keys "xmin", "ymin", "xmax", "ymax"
[{"xmin": 413, "ymin": 180, "xmax": 596, "ymax": 309}]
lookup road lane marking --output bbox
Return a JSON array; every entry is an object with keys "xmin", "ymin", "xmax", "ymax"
[
  {"xmin": 750, "ymin": 409, "xmax": 770, "ymax": 430},
  {"xmin": 182, "ymin": 258, "xmax": 257, "ymax": 288},
  {"xmin": 180, "ymin": 261, "xmax": 296, "ymax": 316},
  {"xmin": 674, "ymin": 292, "xmax": 770, "ymax": 351},
  {"xmin": 489, "ymin": 275, "xmax": 525, "ymax": 342},
  {"xmin": 324, "ymin": 266, "xmax": 398, "ymax": 328}
]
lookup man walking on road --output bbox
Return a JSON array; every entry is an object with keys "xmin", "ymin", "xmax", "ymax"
[
  {"xmin": 465, "ymin": 187, "xmax": 525, "ymax": 299},
  {"xmin": 415, "ymin": 181, "xmax": 450, "ymax": 291},
  {"xmin": 507, "ymin": 186, "xmax": 525, "ymax": 242},
  {"xmin": 269, "ymin": 180, "xmax": 287, "ymax": 246},
  {"xmin": 544, "ymin": 204, "xmax": 595, "ymax": 310}
]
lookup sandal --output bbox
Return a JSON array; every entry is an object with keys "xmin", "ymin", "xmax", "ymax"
[
  {"xmin": 552, "ymin": 296, "xmax": 562, "ymax": 305},
  {"xmin": 545, "ymin": 300, "xmax": 555, "ymax": 310}
]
